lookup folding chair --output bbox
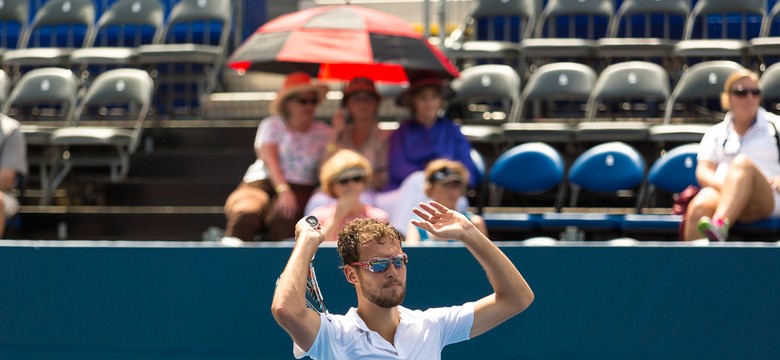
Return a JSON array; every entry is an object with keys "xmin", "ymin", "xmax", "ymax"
[
  {"xmin": 445, "ymin": 0, "xmax": 536, "ymax": 69},
  {"xmin": 673, "ymin": 0, "xmax": 765, "ymax": 65},
  {"xmin": 1, "ymin": 67, "xmax": 80, "ymax": 203},
  {"xmin": 0, "ymin": 0, "xmax": 29, "ymax": 60},
  {"xmin": 449, "ymin": 64, "xmax": 520, "ymax": 147},
  {"xmin": 522, "ymin": 0, "xmax": 614, "ymax": 66},
  {"xmin": 1, "ymin": 0, "xmax": 96, "ymax": 79},
  {"xmin": 749, "ymin": 1, "xmax": 780, "ymax": 69},
  {"xmin": 45, "ymin": 68, "xmax": 154, "ymax": 204},
  {"xmin": 503, "ymin": 62, "xmax": 597, "ymax": 145},
  {"xmin": 651, "ymin": 60, "xmax": 744, "ymax": 147},
  {"xmin": 136, "ymin": 0, "xmax": 232, "ymax": 118},
  {"xmin": 69, "ymin": 0, "xmax": 165, "ymax": 79},
  {"xmin": 541, "ymin": 141, "xmax": 645, "ymax": 237},
  {"xmin": 597, "ymin": 0, "xmax": 690, "ymax": 61},
  {"xmin": 482, "ymin": 142, "xmax": 565, "ymax": 232},
  {"xmin": 578, "ymin": 61, "xmax": 670, "ymax": 143}
]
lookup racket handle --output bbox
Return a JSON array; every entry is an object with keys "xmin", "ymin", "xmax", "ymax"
[{"xmin": 305, "ymin": 215, "xmax": 319, "ymax": 229}]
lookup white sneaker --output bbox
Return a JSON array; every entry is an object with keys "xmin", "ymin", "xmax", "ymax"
[{"xmin": 219, "ymin": 236, "xmax": 244, "ymax": 247}]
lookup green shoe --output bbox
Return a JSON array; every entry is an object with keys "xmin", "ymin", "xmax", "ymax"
[{"xmin": 697, "ymin": 216, "xmax": 729, "ymax": 242}]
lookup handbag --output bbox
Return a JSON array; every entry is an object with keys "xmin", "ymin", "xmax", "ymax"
[{"xmin": 672, "ymin": 185, "xmax": 700, "ymax": 240}]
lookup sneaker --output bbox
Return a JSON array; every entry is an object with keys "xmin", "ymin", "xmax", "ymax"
[{"xmin": 697, "ymin": 216, "xmax": 729, "ymax": 242}]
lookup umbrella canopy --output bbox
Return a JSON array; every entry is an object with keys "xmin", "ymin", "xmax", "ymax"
[{"xmin": 227, "ymin": 5, "xmax": 459, "ymax": 83}]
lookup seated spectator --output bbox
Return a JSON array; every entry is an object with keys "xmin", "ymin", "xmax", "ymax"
[
  {"xmin": 377, "ymin": 78, "xmax": 478, "ymax": 234},
  {"xmin": 684, "ymin": 69, "xmax": 780, "ymax": 241},
  {"xmin": 0, "ymin": 114, "xmax": 27, "ymax": 237},
  {"xmin": 304, "ymin": 77, "xmax": 391, "ymax": 214},
  {"xmin": 310, "ymin": 149, "xmax": 389, "ymax": 241},
  {"xmin": 330, "ymin": 77, "xmax": 391, "ymax": 191},
  {"xmin": 223, "ymin": 72, "xmax": 332, "ymax": 241},
  {"xmin": 406, "ymin": 159, "xmax": 486, "ymax": 244}
]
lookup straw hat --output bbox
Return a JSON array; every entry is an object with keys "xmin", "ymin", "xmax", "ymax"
[{"xmin": 270, "ymin": 72, "xmax": 329, "ymax": 115}]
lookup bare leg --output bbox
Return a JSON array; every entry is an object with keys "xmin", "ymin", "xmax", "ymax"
[
  {"xmin": 683, "ymin": 188, "xmax": 718, "ymax": 241},
  {"xmin": 0, "ymin": 197, "xmax": 6, "ymax": 238},
  {"xmin": 714, "ymin": 155, "xmax": 775, "ymax": 223}
]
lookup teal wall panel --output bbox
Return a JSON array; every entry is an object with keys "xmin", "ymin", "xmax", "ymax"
[{"xmin": 0, "ymin": 242, "xmax": 778, "ymax": 359}]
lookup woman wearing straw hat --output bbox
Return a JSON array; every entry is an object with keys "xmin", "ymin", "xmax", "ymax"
[
  {"xmin": 223, "ymin": 72, "xmax": 333, "ymax": 241},
  {"xmin": 310, "ymin": 149, "xmax": 389, "ymax": 242}
]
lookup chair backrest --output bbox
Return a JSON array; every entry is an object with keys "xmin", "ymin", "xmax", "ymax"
[
  {"xmin": 469, "ymin": 0, "xmax": 536, "ymax": 43},
  {"xmin": 760, "ymin": 62, "xmax": 780, "ymax": 109},
  {"xmin": 450, "ymin": 64, "xmax": 521, "ymax": 123},
  {"xmin": 1, "ymin": 67, "xmax": 79, "ymax": 121},
  {"xmin": 515, "ymin": 62, "xmax": 597, "ymax": 122},
  {"xmin": 682, "ymin": 0, "xmax": 765, "ymax": 40},
  {"xmin": 490, "ymin": 142, "xmax": 565, "ymax": 193},
  {"xmin": 607, "ymin": 0, "xmax": 690, "ymax": 38},
  {"xmin": 586, "ymin": 61, "xmax": 670, "ymax": 121},
  {"xmin": 86, "ymin": 0, "xmax": 165, "ymax": 47},
  {"xmin": 534, "ymin": 0, "xmax": 614, "ymax": 39},
  {"xmin": 759, "ymin": 1, "xmax": 780, "ymax": 37},
  {"xmin": 73, "ymin": 68, "xmax": 154, "ymax": 152},
  {"xmin": 567, "ymin": 141, "xmax": 645, "ymax": 207},
  {"xmin": 20, "ymin": 0, "xmax": 96, "ymax": 48},
  {"xmin": 161, "ymin": 0, "xmax": 231, "ymax": 46},
  {"xmin": 663, "ymin": 60, "xmax": 744, "ymax": 123},
  {"xmin": 488, "ymin": 142, "xmax": 565, "ymax": 207},
  {"xmin": 0, "ymin": 0, "xmax": 28, "ymax": 49},
  {"xmin": 647, "ymin": 143, "xmax": 699, "ymax": 193}
]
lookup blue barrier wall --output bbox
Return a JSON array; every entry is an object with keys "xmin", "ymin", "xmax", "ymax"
[{"xmin": 0, "ymin": 241, "xmax": 779, "ymax": 359}]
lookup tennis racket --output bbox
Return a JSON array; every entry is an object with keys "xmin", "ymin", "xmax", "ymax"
[{"xmin": 304, "ymin": 215, "xmax": 328, "ymax": 314}]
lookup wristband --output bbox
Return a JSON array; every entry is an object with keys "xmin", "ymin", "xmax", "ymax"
[{"xmin": 275, "ymin": 183, "xmax": 291, "ymax": 194}]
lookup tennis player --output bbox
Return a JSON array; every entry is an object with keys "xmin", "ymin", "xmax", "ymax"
[{"xmin": 272, "ymin": 201, "xmax": 534, "ymax": 359}]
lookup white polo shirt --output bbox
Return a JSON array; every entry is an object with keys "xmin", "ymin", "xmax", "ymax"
[
  {"xmin": 698, "ymin": 107, "xmax": 780, "ymax": 181},
  {"xmin": 294, "ymin": 302, "xmax": 475, "ymax": 359}
]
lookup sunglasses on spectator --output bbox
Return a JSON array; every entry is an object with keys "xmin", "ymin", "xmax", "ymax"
[
  {"xmin": 731, "ymin": 87, "xmax": 761, "ymax": 97},
  {"xmin": 335, "ymin": 175, "xmax": 366, "ymax": 185},
  {"xmin": 293, "ymin": 97, "xmax": 319, "ymax": 105},
  {"xmin": 349, "ymin": 253, "xmax": 408, "ymax": 273}
]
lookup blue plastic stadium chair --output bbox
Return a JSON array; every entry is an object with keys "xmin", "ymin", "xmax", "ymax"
[
  {"xmin": 623, "ymin": 143, "xmax": 699, "ymax": 234},
  {"xmin": 646, "ymin": 143, "xmax": 699, "ymax": 194},
  {"xmin": 567, "ymin": 141, "xmax": 646, "ymax": 204},
  {"xmin": 483, "ymin": 142, "xmax": 565, "ymax": 231},
  {"xmin": 489, "ymin": 142, "xmax": 564, "ymax": 196},
  {"xmin": 543, "ymin": 141, "xmax": 646, "ymax": 233}
]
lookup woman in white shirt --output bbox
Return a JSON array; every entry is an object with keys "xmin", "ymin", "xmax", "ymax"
[
  {"xmin": 684, "ymin": 69, "xmax": 780, "ymax": 241},
  {"xmin": 223, "ymin": 72, "xmax": 332, "ymax": 241}
]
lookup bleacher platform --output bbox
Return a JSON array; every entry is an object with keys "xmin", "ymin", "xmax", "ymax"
[{"xmin": 2, "ymin": 0, "xmax": 780, "ymax": 241}]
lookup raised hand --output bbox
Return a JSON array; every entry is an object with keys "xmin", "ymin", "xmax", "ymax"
[
  {"xmin": 295, "ymin": 215, "xmax": 325, "ymax": 245},
  {"xmin": 411, "ymin": 201, "xmax": 474, "ymax": 241}
]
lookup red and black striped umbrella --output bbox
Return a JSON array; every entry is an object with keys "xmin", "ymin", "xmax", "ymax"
[{"xmin": 227, "ymin": 5, "xmax": 459, "ymax": 83}]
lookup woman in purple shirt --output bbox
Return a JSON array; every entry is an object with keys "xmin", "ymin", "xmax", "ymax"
[
  {"xmin": 385, "ymin": 78, "xmax": 478, "ymax": 191},
  {"xmin": 378, "ymin": 78, "xmax": 478, "ymax": 234}
]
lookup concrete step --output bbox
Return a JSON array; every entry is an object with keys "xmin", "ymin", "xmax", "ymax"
[
  {"xmin": 128, "ymin": 150, "xmax": 255, "ymax": 178},
  {"xmin": 13, "ymin": 205, "xmax": 226, "ymax": 241},
  {"xmin": 104, "ymin": 178, "xmax": 238, "ymax": 206}
]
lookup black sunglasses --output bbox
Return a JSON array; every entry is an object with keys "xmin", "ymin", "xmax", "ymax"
[
  {"xmin": 336, "ymin": 175, "xmax": 366, "ymax": 185},
  {"xmin": 731, "ymin": 88, "xmax": 761, "ymax": 97},
  {"xmin": 293, "ymin": 97, "xmax": 319, "ymax": 105}
]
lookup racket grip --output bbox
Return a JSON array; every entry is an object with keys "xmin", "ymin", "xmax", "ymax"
[{"xmin": 305, "ymin": 215, "xmax": 320, "ymax": 229}]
